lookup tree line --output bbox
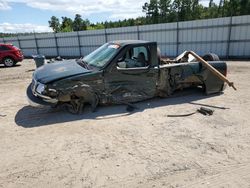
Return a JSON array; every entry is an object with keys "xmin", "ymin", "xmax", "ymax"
[
  {"xmin": 0, "ymin": 32, "xmax": 39, "ymax": 38},
  {"xmin": 142, "ymin": 0, "xmax": 250, "ymax": 23},
  {"xmin": 1, "ymin": 0, "xmax": 249, "ymax": 37},
  {"xmin": 48, "ymin": 0, "xmax": 250, "ymax": 33}
]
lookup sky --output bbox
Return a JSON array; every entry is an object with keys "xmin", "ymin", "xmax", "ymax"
[{"xmin": 0, "ymin": 0, "xmax": 219, "ymax": 33}]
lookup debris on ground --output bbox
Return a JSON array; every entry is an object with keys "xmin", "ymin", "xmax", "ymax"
[
  {"xmin": 168, "ymin": 107, "xmax": 215, "ymax": 117},
  {"xmin": 189, "ymin": 102, "xmax": 230, "ymax": 109}
]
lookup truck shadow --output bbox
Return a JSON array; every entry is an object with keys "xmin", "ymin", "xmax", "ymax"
[{"xmin": 15, "ymin": 88, "xmax": 222, "ymax": 128}]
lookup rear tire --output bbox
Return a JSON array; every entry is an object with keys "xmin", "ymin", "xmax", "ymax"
[
  {"xmin": 3, "ymin": 57, "xmax": 15, "ymax": 67},
  {"xmin": 202, "ymin": 53, "xmax": 220, "ymax": 61}
]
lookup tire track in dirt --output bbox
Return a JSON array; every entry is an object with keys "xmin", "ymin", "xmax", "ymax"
[{"xmin": 184, "ymin": 162, "xmax": 250, "ymax": 187}]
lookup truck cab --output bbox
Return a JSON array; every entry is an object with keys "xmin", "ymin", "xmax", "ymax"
[{"xmin": 103, "ymin": 40, "xmax": 159, "ymax": 102}]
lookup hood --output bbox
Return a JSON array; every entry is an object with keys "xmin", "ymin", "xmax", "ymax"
[{"xmin": 33, "ymin": 60, "xmax": 91, "ymax": 84}]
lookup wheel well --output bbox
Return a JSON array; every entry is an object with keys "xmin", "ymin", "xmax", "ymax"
[{"xmin": 3, "ymin": 56, "xmax": 16, "ymax": 63}]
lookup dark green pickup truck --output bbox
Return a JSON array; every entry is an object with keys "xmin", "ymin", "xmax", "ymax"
[{"xmin": 27, "ymin": 40, "xmax": 227, "ymax": 113}]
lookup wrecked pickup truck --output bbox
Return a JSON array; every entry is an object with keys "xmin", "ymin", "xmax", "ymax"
[{"xmin": 27, "ymin": 40, "xmax": 230, "ymax": 113}]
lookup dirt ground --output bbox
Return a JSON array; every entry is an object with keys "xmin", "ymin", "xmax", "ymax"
[{"xmin": 0, "ymin": 59, "xmax": 250, "ymax": 188}]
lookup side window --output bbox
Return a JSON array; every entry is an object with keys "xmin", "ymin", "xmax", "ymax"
[
  {"xmin": 0, "ymin": 45, "xmax": 10, "ymax": 51},
  {"xmin": 117, "ymin": 45, "xmax": 149, "ymax": 69},
  {"xmin": 132, "ymin": 46, "xmax": 148, "ymax": 61}
]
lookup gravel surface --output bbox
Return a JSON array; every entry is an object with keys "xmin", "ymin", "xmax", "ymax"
[{"xmin": 0, "ymin": 60, "xmax": 250, "ymax": 188}]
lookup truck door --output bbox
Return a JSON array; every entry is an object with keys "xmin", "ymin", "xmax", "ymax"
[{"xmin": 104, "ymin": 44, "xmax": 158, "ymax": 103}]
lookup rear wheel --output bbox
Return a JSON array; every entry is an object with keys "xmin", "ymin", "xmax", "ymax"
[
  {"xmin": 202, "ymin": 53, "xmax": 220, "ymax": 61},
  {"xmin": 3, "ymin": 57, "xmax": 15, "ymax": 67}
]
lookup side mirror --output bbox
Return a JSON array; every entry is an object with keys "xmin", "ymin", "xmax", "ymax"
[{"xmin": 117, "ymin": 57, "xmax": 124, "ymax": 62}]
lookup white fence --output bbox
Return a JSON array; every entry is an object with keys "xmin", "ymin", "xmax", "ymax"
[{"xmin": 1, "ymin": 15, "xmax": 250, "ymax": 58}]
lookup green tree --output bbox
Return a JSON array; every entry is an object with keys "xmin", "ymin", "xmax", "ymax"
[
  {"xmin": 191, "ymin": 0, "xmax": 202, "ymax": 19},
  {"xmin": 209, "ymin": 0, "xmax": 213, "ymax": 7},
  {"xmin": 239, "ymin": 0, "xmax": 250, "ymax": 15},
  {"xmin": 48, "ymin": 16, "xmax": 61, "ymax": 33},
  {"xmin": 143, "ymin": 0, "xmax": 160, "ymax": 23},
  {"xmin": 73, "ymin": 14, "xmax": 87, "ymax": 31},
  {"xmin": 87, "ymin": 23, "xmax": 105, "ymax": 30},
  {"xmin": 222, "ymin": 0, "xmax": 239, "ymax": 16},
  {"xmin": 158, "ymin": 0, "xmax": 172, "ymax": 22},
  {"xmin": 60, "ymin": 17, "xmax": 73, "ymax": 32},
  {"xmin": 172, "ymin": 0, "xmax": 197, "ymax": 21}
]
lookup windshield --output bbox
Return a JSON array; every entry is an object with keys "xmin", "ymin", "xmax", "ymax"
[{"xmin": 83, "ymin": 43, "xmax": 120, "ymax": 68}]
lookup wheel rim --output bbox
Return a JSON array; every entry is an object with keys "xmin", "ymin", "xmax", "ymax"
[{"xmin": 4, "ymin": 58, "xmax": 14, "ymax": 67}]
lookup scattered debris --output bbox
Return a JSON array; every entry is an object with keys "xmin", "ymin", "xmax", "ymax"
[
  {"xmin": 199, "ymin": 107, "xmax": 214, "ymax": 115},
  {"xmin": 47, "ymin": 56, "xmax": 64, "ymax": 64},
  {"xmin": 168, "ymin": 107, "xmax": 215, "ymax": 117},
  {"xmin": 189, "ymin": 102, "xmax": 230, "ymax": 109},
  {"xmin": 26, "ymin": 69, "xmax": 35, "ymax": 72},
  {"xmin": 167, "ymin": 112, "xmax": 197, "ymax": 117},
  {"xmin": 55, "ymin": 56, "xmax": 63, "ymax": 61}
]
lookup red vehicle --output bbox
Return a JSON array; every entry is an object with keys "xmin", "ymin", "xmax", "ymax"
[{"xmin": 0, "ymin": 43, "xmax": 23, "ymax": 67}]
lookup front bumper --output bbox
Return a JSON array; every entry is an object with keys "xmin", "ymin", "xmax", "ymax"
[
  {"xmin": 26, "ymin": 84, "xmax": 58, "ymax": 107},
  {"xmin": 16, "ymin": 55, "xmax": 24, "ymax": 62}
]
